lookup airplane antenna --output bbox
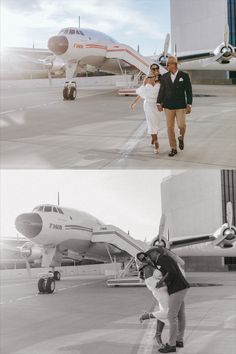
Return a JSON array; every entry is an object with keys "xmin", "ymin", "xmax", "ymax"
[
  {"xmin": 57, "ymin": 192, "xmax": 60, "ymax": 206},
  {"xmin": 78, "ymin": 16, "xmax": 81, "ymax": 28}
]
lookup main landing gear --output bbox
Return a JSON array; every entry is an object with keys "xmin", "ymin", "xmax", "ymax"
[
  {"xmin": 38, "ymin": 270, "xmax": 61, "ymax": 294},
  {"xmin": 63, "ymin": 81, "xmax": 77, "ymax": 100}
]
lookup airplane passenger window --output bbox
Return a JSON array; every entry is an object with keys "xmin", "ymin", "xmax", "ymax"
[
  {"xmin": 44, "ymin": 206, "xmax": 52, "ymax": 212},
  {"xmin": 57, "ymin": 208, "xmax": 64, "ymax": 214},
  {"xmin": 53, "ymin": 207, "xmax": 58, "ymax": 213}
]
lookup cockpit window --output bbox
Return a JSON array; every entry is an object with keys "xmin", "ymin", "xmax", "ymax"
[
  {"xmin": 33, "ymin": 205, "xmax": 62, "ymax": 213},
  {"xmin": 59, "ymin": 28, "xmax": 83, "ymax": 35},
  {"xmin": 44, "ymin": 206, "xmax": 52, "ymax": 212},
  {"xmin": 57, "ymin": 208, "xmax": 64, "ymax": 214}
]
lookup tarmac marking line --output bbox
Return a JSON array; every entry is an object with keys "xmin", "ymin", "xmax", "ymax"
[
  {"xmin": 16, "ymin": 296, "xmax": 34, "ymax": 301},
  {"xmin": 137, "ymin": 313, "xmax": 156, "ymax": 354},
  {"xmin": 0, "ymin": 109, "xmax": 17, "ymax": 115}
]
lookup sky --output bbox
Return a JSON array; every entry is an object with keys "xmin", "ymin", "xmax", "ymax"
[
  {"xmin": 0, "ymin": 170, "xmax": 170, "ymax": 241},
  {"xmin": 0, "ymin": 0, "xmax": 170, "ymax": 55}
]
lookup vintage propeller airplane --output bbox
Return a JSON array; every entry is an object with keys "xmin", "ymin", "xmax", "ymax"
[
  {"xmin": 15, "ymin": 201, "xmax": 236, "ymax": 294},
  {"xmin": 44, "ymin": 24, "xmax": 236, "ymax": 100}
]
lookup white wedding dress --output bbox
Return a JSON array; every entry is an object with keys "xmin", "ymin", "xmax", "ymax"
[
  {"xmin": 136, "ymin": 83, "xmax": 161, "ymax": 134},
  {"xmin": 145, "ymin": 268, "xmax": 169, "ymax": 324}
]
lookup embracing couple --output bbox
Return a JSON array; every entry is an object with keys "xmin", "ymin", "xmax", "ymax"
[{"xmin": 136, "ymin": 246, "xmax": 190, "ymax": 353}]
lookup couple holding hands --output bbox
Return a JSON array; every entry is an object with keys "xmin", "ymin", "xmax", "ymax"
[{"xmin": 131, "ymin": 57, "xmax": 193, "ymax": 157}]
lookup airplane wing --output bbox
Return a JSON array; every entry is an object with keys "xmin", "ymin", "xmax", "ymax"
[
  {"xmin": 169, "ymin": 234, "xmax": 215, "ymax": 248},
  {"xmin": 176, "ymin": 51, "xmax": 214, "ymax": 62}
]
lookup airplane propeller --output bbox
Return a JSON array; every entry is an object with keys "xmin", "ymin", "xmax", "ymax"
[
  {"xmin": 38, "ymin": 56, "xmax": 56, "ymax": 86},
  {"xmin": 203, "ymin": 24, "xmax": 236, "ymax": 66},
  {"xmin": 17, "ymin": 242, "xmax": 32, "ymax": 278}
]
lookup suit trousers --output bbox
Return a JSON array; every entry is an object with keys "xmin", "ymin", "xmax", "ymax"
[
  {"xmin": 164, "ymin": 109, "xmax": 186, "ymax": 149},
  {"xmin": 168, "ymin": 288, "xmax": 188, "ymax": 346}
]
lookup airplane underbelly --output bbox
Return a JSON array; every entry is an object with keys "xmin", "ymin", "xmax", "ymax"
[{"xmin": 80, "ymin": 55, "xmax": 106, "ymax": 66}]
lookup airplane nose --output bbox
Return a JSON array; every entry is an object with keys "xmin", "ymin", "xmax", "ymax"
[
  {"xmin": 48, "ymin": 35, "xmax": 69, "ymax": 55},
  {"xmin": 15, "ymin": 213, "xmax": 43, "ymax": 238}
]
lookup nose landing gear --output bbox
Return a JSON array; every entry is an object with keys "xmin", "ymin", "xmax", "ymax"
[
  {"xmin": 38, "ymin": 270, "xmax": 61, "ymax": 294},
  {"xmin": 63, "ymin": 81, "xmax": 77, "ymax": 100}
]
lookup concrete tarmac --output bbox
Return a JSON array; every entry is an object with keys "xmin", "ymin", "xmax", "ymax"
[
  {"xmin": 0, "ymin": 272, "xmax": 235, "ymax": 354},
  {"xmin": 0, "ymin": 80, "xmax": 235, "ymax": 169}
]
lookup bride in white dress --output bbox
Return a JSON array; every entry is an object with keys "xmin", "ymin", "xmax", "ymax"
[{"xmin": 131, "ymin": 64, "xmax": 161, "ymax": 153}]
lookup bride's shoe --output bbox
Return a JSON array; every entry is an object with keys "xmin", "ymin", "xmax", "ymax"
[
  {"xmin": 139, "ymin": 312, "xmax": 152, "ymax": 323},
  {"xmin": 154, "ymin": 142, "xmax": 159, "ymax": 154}
]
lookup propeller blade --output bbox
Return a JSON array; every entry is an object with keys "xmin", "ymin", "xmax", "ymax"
[
  {"xmin": 164, "ymin": 34, "xmax": 170, "ymax": 57},
  {"xmin": 224, "ymin": 24, "xmax": 229, "ymax": 48},
  {"xmin": 213, "ymin": 233, "xmax": 227, "ymax": 247},
  {"xmin": 47, "ymin": 69, "xmax": 52, "ymax": 86},
  {"xmin": 202, "ymin": 52, "xmax": 223, "ymax": 66},
  {"xmin": 174, "ymin": 44, "xmax": 177, "ymax": 58},
  {"xmin": 226, "ymin": 201, "xmax": 233, "ymax": 230},
  {"xmin": 25, "ymin": 258, "xmax": 32, "ymax": 278},
  {"xmin": 158, "ymin": 214, "xmax": 166, "ymax": 244}
]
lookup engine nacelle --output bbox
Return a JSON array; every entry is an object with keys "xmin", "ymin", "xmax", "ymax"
[
  {"xmin": 220, "ymin": 225, "xmax": 236, "ymax": 248},
  {"xmin": 20, "ymin": 241, "xmax": 42, "ymax": 263},
  {"xmin": 150, "ymin": 236, "xmax": 170, "ymax": 249},
  {"xmin": 215, "ymin": 43, "xmax": 235, "ymax": 63}
]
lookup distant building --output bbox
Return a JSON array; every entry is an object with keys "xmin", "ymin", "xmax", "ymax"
[
  {"xmin": 170, "ymin": 0, "xmax": 236, "ymax": 83},
  {"xmin": 161, "ymin": 170, "xmax": 236, "ymax": 271}
]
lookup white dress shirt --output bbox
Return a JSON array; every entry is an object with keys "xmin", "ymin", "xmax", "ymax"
[{"xmin": 170, "ymin": 70, "xmax": 179, "ymax": 83}]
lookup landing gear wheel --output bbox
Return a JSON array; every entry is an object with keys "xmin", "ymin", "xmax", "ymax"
[
  {"xmin": 45, "ymin": 278, "xmax": 56, "ymax": 293},
  {"xmin": 63, "ymin": 87, "xmax": 69, "ymax": 100},
  {"xmin": 38, "ymin": 278, "xmax": 47, "ymax": 293},
  {"xmin": 69, "ymin": 87, "xmax": 77, "ymax": 100},
  {"xmin": 38, "ymin": 277, "xmax": 55, "ymax": 294},
  {"xmin": 63, "ymin": 81, "xmax": 77, "ymax": 100},
  {"xmin": 54, "ymin": 271, "xmax": 61, "ymax": 281}
]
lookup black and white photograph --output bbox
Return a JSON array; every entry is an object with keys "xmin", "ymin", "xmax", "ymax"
[{"xmin": 0, "ymin": 0, "xmax": 236, "ymax": 354}]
